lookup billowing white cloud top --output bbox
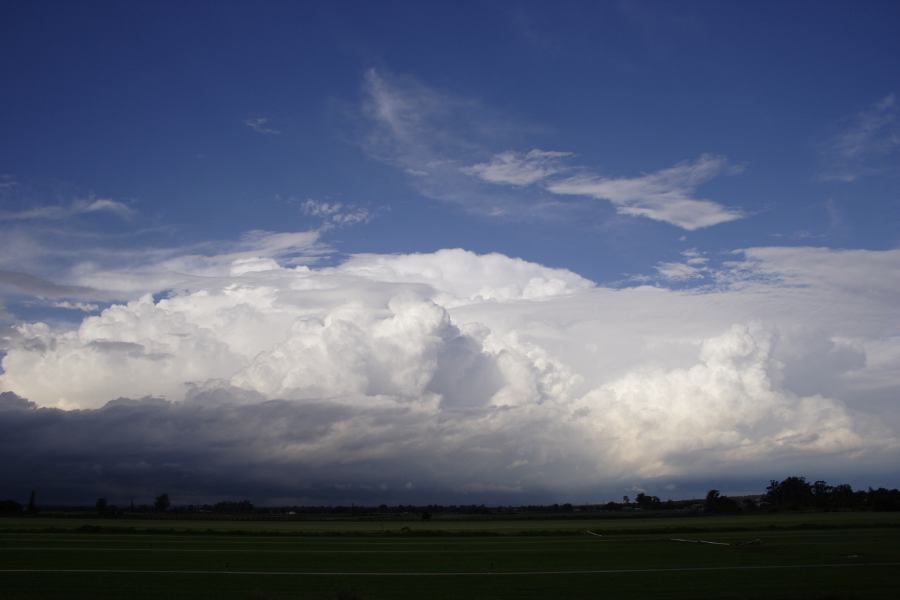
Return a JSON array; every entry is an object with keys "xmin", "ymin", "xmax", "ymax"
[{"xmin": 2, "ymin": 245, "xmax": 899, "ymax": 499}]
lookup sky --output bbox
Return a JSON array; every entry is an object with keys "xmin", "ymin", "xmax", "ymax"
[{"xmin": 1, "ymin": 0, "xmax": 899, "ymax": 505}]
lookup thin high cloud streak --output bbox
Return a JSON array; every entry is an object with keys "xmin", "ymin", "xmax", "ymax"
[
  {"xmin": 820, "ymin": 93, "xmax": 900, "ymax": 182},
  {"xmin": 463, "ymin": 149, "xmax": 573, "ymax": 186},
  {"xmin": 361, "ymin": 70, "xmax": 743, "ymax": 229},
  {"xmin": 545, "ymin": 154, "xmax": 744, "ymax": 230},
  {"xmin": 0, "ymin": 193, "xmax": 372, "ymax": 312},
  {"xmin": 243, "ymin": 117, "xmax": 281, "ymax": 135},
  {"xmin": 54, "ymin": 229, "xmax": 325, "ymax": 299},
  {"xmin": 654, "ymin": 248, "xmax": 709, "ymax": 282},
  {"xmin": 1, "ymin": 241, "xmax": 898, "ymax": 501},
  {"xmin": 0, "ymin": 231, "xmax": 327, "ymax": 327},
  {"xmin": 469, "ymin": 151, "xmax": 745, "ymax": 230},
  {"xmin": 0, "ymin": 198, "xmax": 135, "ymax": 222},
  {"xmin": 0, "ymin": 270, "xmax": 97, "ymax": 299},
  {"xmin": 300, "ymin": 199, "xmax": 372, "ymax": 228},
  {"xmin": 360, "ymin": 70, "xmax": 541, "ymax": 219}
]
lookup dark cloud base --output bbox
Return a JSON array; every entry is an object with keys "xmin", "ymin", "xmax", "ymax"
[
  {"xmin": 0, "ymin": 391, "xmax": 570, "ymax": 506},
  {"xmin": 5, "ymin": 391, "xmax": 898, "ymax": 507}
]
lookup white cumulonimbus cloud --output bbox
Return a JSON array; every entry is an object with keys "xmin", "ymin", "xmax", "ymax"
[{"xmin": 1, "ymin": 243, "xmax": 898, "ymax": 501}]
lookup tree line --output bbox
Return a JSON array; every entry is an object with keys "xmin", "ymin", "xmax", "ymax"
[
  {"xmin": 2, "ymin": 476, "xmax": 899, "ymax": 516},
  {"xmin": 759, "ymin": 476, "xmax": 900, "ymax": 512}
]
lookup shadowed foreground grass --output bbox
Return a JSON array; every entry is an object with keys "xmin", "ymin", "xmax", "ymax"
[
  {"xmin": 1, "ymin": 513, "xmax": 899, "ymax": 599},
  {"xmin": 3, "ymin": 510, "xmax": 899, "ymax": 535}
]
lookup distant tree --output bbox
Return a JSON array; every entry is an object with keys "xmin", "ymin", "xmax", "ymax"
[
  {"xmin": 623, "ymin": 495, "xmax": 630, "ymax": 505},
  {"xmin": 831, "ymin": 484, "xmax": 857, "ymax": 509},
  {"xmin": 96, "ymin": 498, "xmax": 108, "ymax": 514},
  {"xmin": 812, "ymin": 480, "xmax": 833, "ymax": 509},
  {"xmin": 154, "ymin": 493, "xmax": 170, "ymax": 512},
  {"xmin": 705, "ymin": 489, "xmax": 740, "ymax": 513},
  {"xmin": 764, "ymin": 477, "xmax": 813, "ymax": 510},
  {"xmin": 635, "ymin": 493, "xmax": 661, "ymax": 509},
  {"xmin": 27, "ymin": 490, "xmax": 37, "ymax": 514},
  {"xmin": 868, "ymin": 487, "xmax": 900, "ymax": 511},
  {"xmin": 212, "ymin": 500, "xmax": 254, "ymax": 514}
]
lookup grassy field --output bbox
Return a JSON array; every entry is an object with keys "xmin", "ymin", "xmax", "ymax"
[{"xmin": 1, "ymin": 513, "xmax": 899, "ymax": 599}]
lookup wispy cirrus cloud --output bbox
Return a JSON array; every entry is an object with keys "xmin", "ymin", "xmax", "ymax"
[
  {"xmin": 820, "ymin": 94, "xmax": 900, "ymax": 182},
  {"xmin": 49, "ymin": 300, "xmax": 101, "ymax": 312},
  {"xmin": 300, "ymin": 199, "xmax": 372, "ymax": 228},
  {"xmin": 544, "ymin": 154, "xmax": 744, "ymax": 230},
  {"xmin": 0, "ymin": 270, "xmax": 97, "ymax": 299},
  {"xmin": 0, "ymin": 198, "xmax": 136, "ymax": 222},
  {"xmin": 360, "ymin": 70, "xmax": 580, "ymax": 219},
  {"xmin": 360, "ymin": 69, "xmax": 744, "ymax": 230},
  {"xmin": 67, "ymin": 229, "xmax": 327, "ymax": 297},
  {"xmin": 0, "ymin": 226, "xmax": 328, "ymax": 308},
  {"xmin": 464, "ymin": 149, "xmax": 572, "ymax": 186},
  {"xmin": 466, "ymin": 150, "xmax": 745, "ymax": 230},
  {"xmin": 361, "ymin": 70, "xmax": 501, "ymax": 190},
  {"xmin": 0, "ymin": 174, "xmax": 16, "ymax": 191},
  {"xmin": 243, "ymin": 116, "xmax": 281, "ymax": 135},
  {"xmin": 654, "ymin": 248, "xmax": 710, "ymax": 282}
]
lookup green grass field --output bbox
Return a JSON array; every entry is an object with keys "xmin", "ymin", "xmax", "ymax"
[{"xmin": 2, "ymin": 513, "xmax": 899, "ymax": 599}]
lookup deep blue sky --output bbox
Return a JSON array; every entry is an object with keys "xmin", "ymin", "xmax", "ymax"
[{"xmin": 2, "ymin": 0, "xmax": 898, "ymax": 288}]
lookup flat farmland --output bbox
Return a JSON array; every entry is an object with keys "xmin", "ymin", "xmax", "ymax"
[{"xmin": 1, "ymin": 513, "xmax": 899, "ymax": 599}]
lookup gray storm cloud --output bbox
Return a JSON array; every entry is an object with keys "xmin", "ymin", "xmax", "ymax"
[{"xmin": 1, "ymin": 246, "xmax": 899, "ymax": 502}]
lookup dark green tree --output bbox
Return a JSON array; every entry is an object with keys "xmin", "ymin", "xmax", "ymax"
[
  {"xmin": 635, "ymin": 492, "xmax": 661, "ymax": 509},
  {"xmin": 705, "ymin": 489, "xmax": 740, "ymax": 513},
  {"xmin": 868, "ymin": 487, "xmax": 900, "ymax": 511},
  {"xmin": 154, "ymin": 493, "xmax": 170, "ymax": 512},
  {"xmin": 764, "ymin": 477, "xmax": 813, "ymax": 509},
  {"xmin": 831, "ymin": 484, "xmax": 856, "ymax": 509},
  {"xmin": 812, "ymin": 480, "xmax": 833, "ymax": 509}
]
